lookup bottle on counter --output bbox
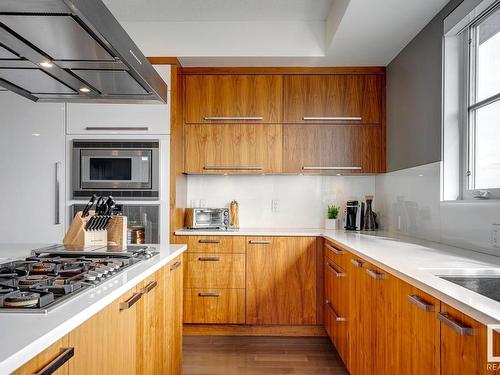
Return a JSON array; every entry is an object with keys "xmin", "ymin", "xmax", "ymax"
[{"xmin": 230, "ymin": 200, "xmax": 239, "ymax": 229}]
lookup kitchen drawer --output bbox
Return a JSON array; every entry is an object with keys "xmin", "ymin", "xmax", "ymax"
[
  {"xmin": 184, "ymin": 288, "xmax": 245, "ymax": 324},
  {"xmin": 184, "ymin": 253, "xmax": 245, "ymax": 288},
  {"xmin": 177, "ymin": 236, "xmax": 246, "ymax": 253},
  {"xmin": 324, "ymin": 240, "xmax": 349, "ymax": 269},
  {"xmin": 66, "ymin": 102, "xmax": 170, "ymax": 135}
]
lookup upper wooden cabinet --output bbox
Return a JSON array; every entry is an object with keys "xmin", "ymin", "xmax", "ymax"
[
  {"xmin": 184, "ymin": 75, "xmax": 283, "ymax": 124},
  {"xmin": 283, "ymin": 74, "xmax": 383, "ymax": 124},
  {"xmin": 185, "ymin": 124, "xmax": 282, "ymax": 174},
  {"xmin": 283, "ymin": 125, "xmax": 384, "ymax": 174}
]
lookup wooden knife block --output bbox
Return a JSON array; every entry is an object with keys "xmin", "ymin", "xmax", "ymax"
[
  {"xmin": 107, "ymin": 216, "xmax": 128, "ymax": 247},
  {"xmin": 63, "ymin": 211, "xmax": 107, "ymax": 247}
]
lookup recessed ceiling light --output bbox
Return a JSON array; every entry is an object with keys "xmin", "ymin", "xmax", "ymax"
[
  {"xmin": 79, "ymin": 87, "xmax": 91, "ymax": 93},
  {"xmin": 336, "ymin": 173, "xmax": 342, "ymax": 176},
  {"xmin": 40, "ymin": 61, "xmax": 53, "ymax": 68},
  {"xmin": 31, "ymin": 133, "xmax": 40, "ymax": 137}
]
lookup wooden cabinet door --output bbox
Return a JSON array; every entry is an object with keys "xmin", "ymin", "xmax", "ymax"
[
  {"xmin": 185, "ymin": 75, "xmax": 282, "ymax": 124},
  {"xmin": 167, "ymin": 256, "xmax": 183, "ymax": 375},
  {"xmin": 185, "ymin": 124, "xmax": 282, "ymax": 174},
  {"xmin": 324, "ymin": 256, "xmax": 349, "ymax": 364},
  {"xmin": 12, "ymin": 336, "xmax": 71, "ymax": 375},
  {"xmin": 440, "ymin": 303, "xmax": 500, "ymax": 375},
  {"xmin": 283, "ymin": 125, "xmax": 383, "ymax": 174},
  {"xmin": 347, "ymin": 256, "xmax": 373, "ymax": 375},
  {"xmin": 246, "ymin": 237, "xmax": 317, "ymax": 325},
  {"xmin": 68, "ymin": 286, "xmax": 139, "ymax": 375},
  {"xmin": 137, "ymin": 267, "xmax": 168, "ymax": 375},
  {"xmin": 397, "ymin": 281, "xmax": 440, "ymax": 375},
  {"xmin": 283, "ymin": 74, "xmax": 382, "ymax": 124}
]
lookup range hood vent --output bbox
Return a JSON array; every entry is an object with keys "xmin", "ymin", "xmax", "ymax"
[{"xmin": 0, "ymin": 0, "xmax": 167, "ymax": 103}]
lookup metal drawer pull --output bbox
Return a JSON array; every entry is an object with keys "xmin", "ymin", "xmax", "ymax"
[
  {"xmin": 407, "ymin": 295, "xmax": 435, "ymax": 312},
  {"xmin": 198, "ymin": 239, "xmax": 220, "ymax": 244},
  {"xmin": 438, "ymin": 312, "xmax": 474, "ymax": 336},
  {"xmin": 350, "ymin": 258, "xmax": 364, "ymax": 268},
  {"xmin": 203, "ymin": 166, "xmax": 263, "ymax": 171},
  {"xmin": 198, "ymin": 256, "xmax": 220, "ymax": 261},
  {"xmin": 141, "ymin": 280, "xmax": 157, "ymax": 294},
  {"xmin": 302, "ymin": 166, "xmax": 362, "ymax": 171},
  {"xmin": 33, "ymin": 347, "xmax": 74, "ymax": 375},
  {"xmin": 170, "ymin": 260, "xmax": 182, "ymax": 270},
  {"xmin": 198, "ymin": 292, "xmax": 221, "ymax": 297},
  {"xmin": 325, "ymin": 243, "xmax": 344, "ymax": 255},
  {"xmin": 366, "ymin": 268, "xmax": 385, "ymax": 280},
  {"xmin": 204, "ymin": 117, "xmax": 263, "ymax": 121},
  {"xmin": 303, "ymin": 116, "xmax": 362, "ymax": 121},
  {"xmin": 326, "ymin": 261, "xmax": 346, "ymax": 277},
  {"xmin": 325, "ymin": 300, "xmax": 346, "ymax": 322},
  {"xmin": 248, "ymin": 240, "xmax": 271, "ymax": 244},
  {"xmin": 85, "ymin": 126, "xmax": 149, "ymax": 131},
  {"xmin": 119, "ymin": 292, "xmax": 142, "ymax": 310}
]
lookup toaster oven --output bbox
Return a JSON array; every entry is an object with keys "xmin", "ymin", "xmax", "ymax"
[{"xmin": 184, "ymin": 208, "xmax": 230, "ymax": 230}]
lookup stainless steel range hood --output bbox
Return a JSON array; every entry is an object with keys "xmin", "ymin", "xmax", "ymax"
[{"xmin": 0, "ymin": 0, "xmax": 167, "ymax": 103}]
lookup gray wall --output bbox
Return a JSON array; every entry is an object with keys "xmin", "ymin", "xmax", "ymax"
[{"xmin": 386, "ymin": 0, "xmax": 464, "ymax": 172}]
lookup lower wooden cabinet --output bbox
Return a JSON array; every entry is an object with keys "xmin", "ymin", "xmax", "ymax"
[
  {"xmin": 166, "ymin": 256, "xmax": 183, "ymax": 375},
  {"xmin": 246, "ymin": 236, "xmax": 318, "ymax": 325},
  {"xmin": 184, "ymin": 288, "xmax": 245, "ymax": 324},
  {"xmin": 68, "ymin": 286, "xmax": 139, "ymax": 375},
  {"xmin": 11, "ymin": 336, "xmax": 72, "ymax": 375}
]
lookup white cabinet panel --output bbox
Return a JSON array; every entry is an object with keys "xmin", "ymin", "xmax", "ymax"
[
  {"xmin": 0, "ymin": 92, "xmax": 65, "ymax": 243},
  {"xmin": 66, "ymin": 101, "xmax": 170, "ymax": 135}
]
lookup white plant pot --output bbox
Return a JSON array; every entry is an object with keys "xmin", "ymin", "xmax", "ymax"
[{"xmin": 324, "ymin": 218, "xmax": 338, "ymax": 230}]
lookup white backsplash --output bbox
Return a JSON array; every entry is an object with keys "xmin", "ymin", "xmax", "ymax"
[
  {"xmin": 187, "ymin": 175, "xmax": 376, "ymax": 228},
  {"xmin": 375, "ymin": 162, "xmax": 500, "ymax": 256}
]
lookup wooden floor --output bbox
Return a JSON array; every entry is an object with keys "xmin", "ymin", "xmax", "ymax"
[{"xmin": 182, "ymin": 336, "xmax": 349, "ymax": 375}]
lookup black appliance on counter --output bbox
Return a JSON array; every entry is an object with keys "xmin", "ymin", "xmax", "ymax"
[
  {"xmin": 0, "ymin": 245, "xmax": 157, "ymax": 313},
  {"xmin": 344, "ymin": 200, "xmax": 364, "ymax": 231}
]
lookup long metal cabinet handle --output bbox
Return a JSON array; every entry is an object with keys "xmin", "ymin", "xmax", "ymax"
[
  {"xmin": 198, "ymin": 256, "xmax": 221, "ymax": 261},
  {"xmin": 33, "ymin": 347, "xmax": 74, "ymax": 375},
  {"xmin": 198, "ymin": 239, "xmax": 220, "ymax": 244},
  {"xmin": 198, "ymin": 292, "xmax": 221, "ymax": 297},
  {"xmin": 85, "ymin": 126, "xmax": 149, "ymax": 131},
  {"xmin": 326, "ymin": 261, "xmax": 346, "ymax": 277},
  {"xmin": 141, "ymin": 280, "xmax": 157, "ymax": 294},
  {"xmin": 302, "ymin": 166, "xmax": 362, "ymax": 171},
  {"xmin": 170, "ymin": 260, "xmax": 182, "ymax": 270},
  {"xmin": 119, "ymin": 292, "xmax": 142, "ymax": 310},
  {"xmin": 203, "ymin": 166, "xmax": 263, "ymax": 171},
  {"xmin": 350, "ymin": 258, "xmax": 364, "ymax": 268},
  {"xmin": 204, "ymin": 117, "xmax": 263, "ymax": 121},
  {"xmin": 248, "ymin": 240, "xmax": 272, "ymax": 244},
  {"xmin": 366, "ymin": 268, "xmax": 385, "ymax": 280},
  {"xmin": 325, "ymin": 300, "xmax": 346, "ymax": 322},
  {"xmin": 437, "ymin": 312, "xmax": 474, "ymax": 336},
  {"xmin": 303, "ymin": 116, "xmax": 362, "ymax": 121},
  {"xmin": 54, "ymin": 162, "xmax": 62, "ymax": 225},
  {"xmin": 325, "ymin": 243, "xmax": 344, "ymax": 255},
  {"xmin": 407, "ymin": 295, "xmax": 435, "ymax": 312}
]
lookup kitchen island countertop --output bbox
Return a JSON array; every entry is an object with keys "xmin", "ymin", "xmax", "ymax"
[{"xmin": 0, "ymin": 243, "xmax": 187, "ymax": 375}]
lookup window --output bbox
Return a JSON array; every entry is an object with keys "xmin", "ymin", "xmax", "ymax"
[
  {"xmin": 442, "ymin": 0, "xmax": 500, "ymax": 201},
  {"xmin": 466, "ymin": 4, "xmax": 500, "ymax": 195}
]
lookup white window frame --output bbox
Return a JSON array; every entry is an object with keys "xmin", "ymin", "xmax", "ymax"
[{"xmin": 442, "ymin": 0, "xmax": 500, "ymax": 201}]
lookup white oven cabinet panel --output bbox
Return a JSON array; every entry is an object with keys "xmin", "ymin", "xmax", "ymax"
[
  {"xmin": 66, "ymin": 101, "xmax": 170, "ymax": 135},
  {"xmin": 0, "ymin": 92, "xmax": 65, "ymax": 243}
]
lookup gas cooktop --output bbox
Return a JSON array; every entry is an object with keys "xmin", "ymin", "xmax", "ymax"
[{"xmin": 0, "ymin": 245, "xmax": 158, "ymax": 313}]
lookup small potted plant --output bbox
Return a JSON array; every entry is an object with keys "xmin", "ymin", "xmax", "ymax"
[{"xmin": 325, "ymin": 205, "xmax": 340, "ymax": 230}]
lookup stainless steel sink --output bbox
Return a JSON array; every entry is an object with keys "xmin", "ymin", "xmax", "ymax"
[{"xmin": 422, "ymin": 268, "xmax": 500, "ymax": 303}]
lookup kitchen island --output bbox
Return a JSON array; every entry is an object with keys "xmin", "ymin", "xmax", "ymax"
[{"xmin": 0, "ymin": 243, "xmax": 187, "ymax": 375}]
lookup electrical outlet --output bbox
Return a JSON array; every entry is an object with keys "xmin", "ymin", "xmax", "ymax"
[
  {"xmin": 271, "ymin": 199, "xmax": 280, "ymax": 213},
  {"xmin": 492, "ymin": 224, "xmax": 500, "ymax": 248}
]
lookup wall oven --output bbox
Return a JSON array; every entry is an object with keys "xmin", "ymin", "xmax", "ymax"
[{"xmin": 72, "ymin": 140, "xmax": 159, "ymax": 200}]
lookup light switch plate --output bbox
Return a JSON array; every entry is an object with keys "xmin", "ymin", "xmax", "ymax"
[{"xmin": 492, "ymin": 224, "xmax": 500, "ymax": 248}]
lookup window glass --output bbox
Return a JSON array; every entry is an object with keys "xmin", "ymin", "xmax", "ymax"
[{"xmin": 476, "ymin": 8, "xmax": 500, "ymax": 102}]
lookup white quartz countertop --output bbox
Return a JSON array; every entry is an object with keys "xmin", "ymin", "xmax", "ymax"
[
  {"xmin": 176, "ymin": 228, "xmax": 500, "ymax": 325},
  {"xmin": 0, "ymin": 243, "xmax": 187, "ymax": 375}
]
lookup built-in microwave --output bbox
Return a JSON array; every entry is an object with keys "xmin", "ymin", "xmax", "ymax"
[{"xmin": 72, "ymin": 140, "xmax": 159, "ymax": 200}]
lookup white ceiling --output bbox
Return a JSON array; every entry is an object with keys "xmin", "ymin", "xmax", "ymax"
[{"xmin": 104, "ymin": 0, "xmax": 450, "ymax": 66}]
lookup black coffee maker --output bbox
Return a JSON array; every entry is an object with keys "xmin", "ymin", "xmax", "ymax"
[{"xmin": 344, "ymin": 200, "xmax": 364, "ymax": 231}]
